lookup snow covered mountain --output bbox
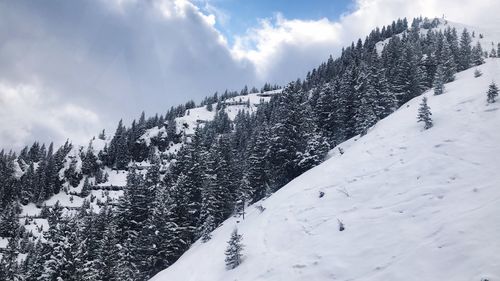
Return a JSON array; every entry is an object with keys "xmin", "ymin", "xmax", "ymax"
[
  {"xmin": 151, "ymin": 59, "xmax": 500, "ymax": 281},
  {"xmin": 2, "ymin": 16, "xmax": 499, "ymax": 281}
]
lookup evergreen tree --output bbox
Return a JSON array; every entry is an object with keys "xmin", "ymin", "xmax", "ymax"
[
  {"xmin": 109, "ymin": 120, "xmax": 129, "ymax": 169},
  {"xmin": 433, "ymin": 64, "xmax": 445, "ymax": 95},
  {"xmin": 471, "ymin": 42, "xmax": 485, "ymax": 65},
  {"xmin": 0, "ymin": 236, "xmax": 22, "ymax": 281},
  {"xmin": 80, "ymin": 177, "xmax": 91, "ymax": 197},
  {"xmin": 81, "ymin": 143, "xmax": 99, "ymax": 176},
  {"xmin": 394, "ymin": 41, "xmax": 427, "ymax": 104},
  {"xmin": 354, "ymin": 62, "xmax": 379, "ymax": 136},
  {"xmin": 458, "ymin": 28, "xmax": 472, "ymax": 70},
  {"xmin": 20, "ymin": 163, "xmax": 36, "ymax": 204},
  {"xmin": 39, "ymin": 215, "xmax": 78, "ymax": 281},
  {"xmin": 0, "ymin": 202, "xmax": 20, "ymax": 237},
  {"xmin": 247, "ymin": 125, "xmax": 269, "ymax": 203},
  {"xmin": 234, "ymin": 175, "xmax": 251, "ymax": 219},
  {"xmin": 487, "ymin": 82, "xmax": 499, "ymax": 103},
  {"xmin": 439, "ymin": 37, "xmax": 457, "ymax": 82},
  {"xmin": 315, "ymin": 82, "xmax": 336, "ymax": 141},
  {"xmin": 417, "ymin": 97, "xmax": 433, "ymax": 129},
  {"xmin": 268, "ymin": 81, "xmax": 307, "ymax": 190},
  {"xmin": 95, "ymin": 219, "xmax": 120, "ymax": 281},
  {"xmin": 225, "ymin": 228, "xmax": 244, "ymax": 270},
  {"xmin": 144, "ymin": 188, "xmax": 183, "ymax": 276},
  {"xmin": 490, "ymin": 47, "xmax": 497, "ymax": 58}
]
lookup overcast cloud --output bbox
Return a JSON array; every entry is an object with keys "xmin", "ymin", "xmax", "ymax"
[{"xmin": 0, "ymin": 0, "xmax": 498, "ymax": 150}]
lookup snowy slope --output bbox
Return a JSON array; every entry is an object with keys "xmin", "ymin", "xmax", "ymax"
[
  {"xmin": 151, "ymin": 59, "xmax": 500, "ymax": 281},
  {"xmin": 171, "ymin": 92, "xmax": 273, "ymax": 136}
]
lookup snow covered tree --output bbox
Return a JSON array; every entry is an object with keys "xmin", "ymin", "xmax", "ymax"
[
  {"xmin": 458, "ymin": 28, "xmax": 472, "ymax": 70},
  {"xmin": 433, "ymin": 64, "xmax": 445, "ymax": 95},
  {"xmin": 81, "ymin": 143, "xmax": 99, "ymax": 176},
  {"xmin": 145, "ymin": 188, "xmax": 185, "ymax": 276},
  {"xmin": 247, "ymin": 126, "xmax": 269, "ymax": 203},
  {"xmin": 39, "ymin": 216, "xmax": 78, "ymax": 281},
  {"xmin": 471, "ymin": 42, "xmax": 485, "ymax": 66},
  {"xmin": 80, "ymin": 176, "xmax": 91, "ymax": 197},
  {"xmin": 487, "ymin": 82, "xmax": 499, "ymax": 103},
  {"xmin": 225, "ymin": 228, "xmax": 244, "ymax": 270},
  {"xmin": 474, "ymin": 69, "xmax": 483, "ymax": 78},
  {"xmin": 234, "ymin": 175, "xmax": 251, "ymax": 219},
  {"xmin": 314, "ymin": 82, "xmax": 336, "ymax": 141},
  {"xmin": 354, "ymin": 62, "xmax": 379, "ymax": 136},
  {"xmin": 394, "ymin": 41, "xmax": 427, "ymax": 104},
  {"xmin": 95, "ymin": 220, "xmax": 120, "ymax": 281},
  {"xmin": 0, "ymin": 236, "xmax": 21, "ymax": 281},
  {"xmin": 490, "ymin": 47, "xmax": 497, "ymax": 58},
  {"xmin": 439, "ymin": 37, "xmax": 457, "ymax": 82},
  {"xmin": 417, "ymin": 97, "xmax": 433, "ymax": 129},
  {"xmin": 0, "ymin": 202, "xmax": 20, "ymax": 238},
  {"xmin": 109, "ymin": 119, "xmax": 129, "ymax": 169},
  {"xmin": 268, "ymin": 81, "xmax": 309, "ymax": 190}
]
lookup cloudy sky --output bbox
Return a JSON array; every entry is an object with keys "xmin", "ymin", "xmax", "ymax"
[{"xmin": 0, "ymin": 0, "xmax": 498, "ymax": 150}]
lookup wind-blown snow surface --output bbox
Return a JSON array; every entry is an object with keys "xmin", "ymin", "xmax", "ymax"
[{"xmin": 151, "ymin": 59, "xmax": 500, "ymax": 281}]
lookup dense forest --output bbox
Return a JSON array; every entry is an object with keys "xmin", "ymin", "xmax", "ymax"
[{"xmin": 0, "ymin": 17, "xmax": 492, "ymax": 280}]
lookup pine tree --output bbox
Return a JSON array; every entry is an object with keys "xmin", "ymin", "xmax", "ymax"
[
  {"xmin": 433, "ymin": 64, "xmax": 445, "ymax": 95},
  {"xmin": 234, "ymin": 175, "xmax": 251, "ymax": 219},
  {"xmin": 95, "ymin": 219, "xmax": 120, "ymax": 281},
  {"xmin": 145, "ymin": 188, "xmax": 184, "ymax": 276},
  {"xmin": 487, "ymin": 82, "xmax": 499, "ymax": 103},
  {"xmin": 368, "ymin": 49, "xmax": 396, "ymax": 119},
  {"xmin": 40, "ymin": 215, "xmax": 78, "ymax": 281},
  {"xmin": 0, "ymin": 202, "xmax": 20, "ymax": 237},
  {"xmin": 268, "ymin": 81, "xmax": 307, "ymax": 190},
  {"xmin": 394, "ymin": 41, "xmax": 427, "ymax": 104},
  {"xmin": 0, "ymin": 236, "xmax": 22, "ymax": 281},
  {"xmin": 82, "ymin": 143, "xmax": 99, "ymax": 176},
  {"xmin": 458, "ymin": 28, "xmax": 472, "ymax": 70},
  {"xmin": 439, "ymin": 37, "xmax": 457, "ymax": 82},
  {"xmin": 471, "ymin": 42, "xmax": 485, "ymax": 65},
  {"xmin": 81, "ymin": 177, "xmax": 91, "ymax": 197},
  {"xmin": 225, "ymin": 228, "xmax": 244, "ymax": 270},
  {"xmin": 417, "ymin": 97, "xmax": 433, "ymax": 129},
  {"xmin": 315, "ymin": 82, "xmax": 336, "ymax": 141},
  {"xmin": 109, "ymin": 120, "xmax": 129, "ymax": 169},
  {"xmin": 490, "ymin": 47, "xmax": 497, "ymax": 58},
  {"xmin": 247, "ymin": 125, "xmax": 269, "ymax": 203}
]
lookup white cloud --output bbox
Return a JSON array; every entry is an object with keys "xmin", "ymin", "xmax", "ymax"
[
  {"xmin": 0, "ymin": 0, "xmax": 498, "ymax": 150},
  {"xmin": 230, "ymin": 0, "xmax": 500, "ymax": 83},
  {"xmin": 0, "ymin": 0, "xmax": 255, "ymax": 149},
  {"xmin": 232, "ymin": 14, "xmax": 342, "ymax": 81},
  {"xmin": 0, "ymin": 81, "xmax": 100, "ymax": 149}
]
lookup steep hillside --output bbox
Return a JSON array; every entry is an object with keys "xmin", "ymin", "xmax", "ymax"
[
  {"xmin": 151, "ymin": 59, "xmax": 500, "ymax": 281},
  {"xmin": 1, "ymin": 16, "xmax": 498, "ymax": 281}
]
